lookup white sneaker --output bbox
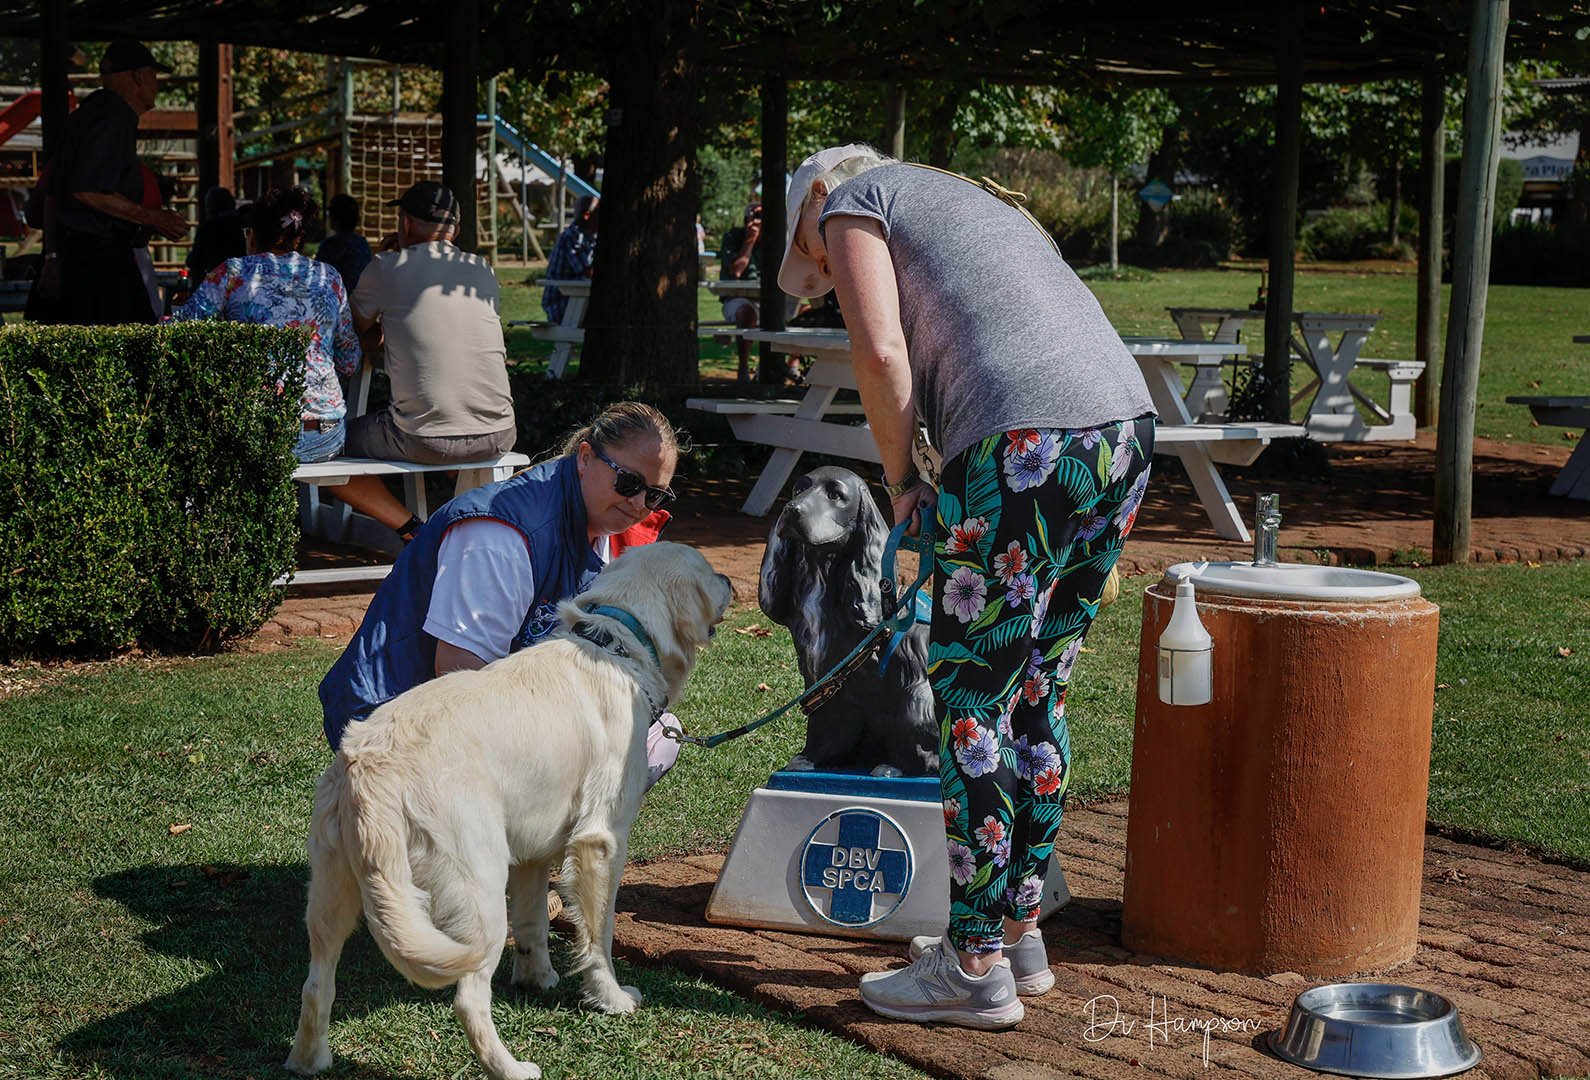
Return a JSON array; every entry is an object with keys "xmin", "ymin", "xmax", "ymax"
[
  {"xmin": 908, "ymin": 929, "xmax": 1055, "ymax": 996},
  {"xmin": 860, "ymin": 935, "xmax": 1024, "ymax": 1029}
]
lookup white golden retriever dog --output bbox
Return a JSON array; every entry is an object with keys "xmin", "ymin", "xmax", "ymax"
[{"xmin": 286, "ymin": 542, "xmax": 733, "ymax": 1080}]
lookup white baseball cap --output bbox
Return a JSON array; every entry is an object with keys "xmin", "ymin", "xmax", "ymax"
[{"xmin": 777, "ymin": 143, "xmax": 872, "ymax": 299}]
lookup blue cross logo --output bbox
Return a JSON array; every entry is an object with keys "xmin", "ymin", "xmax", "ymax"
[{"xmin": 800, "ymin": 808, "xmax": 913, "ymax": 927}]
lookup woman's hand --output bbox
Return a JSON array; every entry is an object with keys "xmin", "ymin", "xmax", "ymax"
[{"xmin": 890, "ymin": 480, "xmax": 937, "ymax": 538}]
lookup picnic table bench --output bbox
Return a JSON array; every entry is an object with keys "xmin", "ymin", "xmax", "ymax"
[
  {"xmin": 283, "ymin": 358, "xmax": 530, "ymax": 585},
  {"xmin": 691, "ymin": 328, "xmax": 1304, "ymax": 541},
  {"xmin": 1167, "ymin": 306, "xmax": 1423, "ymax": 441},
  {"xmin": 1508, "ymin": 329, "xmax": 1590, "ymax": 500}
]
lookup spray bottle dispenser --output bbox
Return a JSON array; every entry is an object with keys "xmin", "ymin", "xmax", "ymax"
[{"xmin": 1157, "ymin": 574, "xmax": 1213, "ymax": 706}]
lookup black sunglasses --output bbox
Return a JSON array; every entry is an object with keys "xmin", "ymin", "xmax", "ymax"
[{"xmin": 593, "ymin": 446, "xmax": 676, "ymax": 511}]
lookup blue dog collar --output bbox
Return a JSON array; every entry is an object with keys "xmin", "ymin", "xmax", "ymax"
[{"xmin": 581, "ymin": 603, "xmax": 662, "ymax": 671}]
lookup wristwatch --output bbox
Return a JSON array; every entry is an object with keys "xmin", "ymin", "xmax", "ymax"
[{"xmin": 883, "ymin": 468, "xmax": 920, "ymax": 499}]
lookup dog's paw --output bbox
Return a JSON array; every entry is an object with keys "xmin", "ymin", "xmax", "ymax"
[
  {"xmin": 784, "ymin": 754, "xmax": 816, "ymax": 772},
  {"xmin": 511, "ymin": 954, "xmax": 559, "ymax": 993},
  {"xmin": 502, "ymin": 1060, "xmax": 541, "ymax": 1080},
  {"xmin": 284, "ymin": 1043, "xmax": 332, "ymax": 1076},
  {"xmin": 869, "ymin": 764, "xmax": 904, "ymax": 778},
  {"xmin": 586, "ymin": 983, "xmax": 641, "ymax": 1014}
]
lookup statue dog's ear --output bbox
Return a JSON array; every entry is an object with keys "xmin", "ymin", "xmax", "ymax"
[
  {"xmin": 839, "ymin": 473, "xmax": 888, "ymax": 625},
  {"xmin": 759, "ymin": 503, "xmax": 797, "ymax": 625}
]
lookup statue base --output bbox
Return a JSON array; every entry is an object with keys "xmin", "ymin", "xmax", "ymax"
[{"xmin": 705, "ymin": 769, "xmax": 1070, "ymax": 942}]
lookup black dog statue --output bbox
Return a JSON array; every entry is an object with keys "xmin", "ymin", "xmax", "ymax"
[{"xmin": 759, "ymin": 466, "xmax": 938, "ymax": 777}]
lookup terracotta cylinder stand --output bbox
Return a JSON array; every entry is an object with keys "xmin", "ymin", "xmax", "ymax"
[{"xmin": 1121, "ymin": 582, "xmax": 1440, "ymax": 976}]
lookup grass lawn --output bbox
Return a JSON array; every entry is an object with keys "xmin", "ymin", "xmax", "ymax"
[
  {"xmin": 494, "ymin": 260, "xmax": 1588, "ymax": 445},
  {"xmin": 2, "ymin": 560, "xmax": 1584, "ymax": 1078}
]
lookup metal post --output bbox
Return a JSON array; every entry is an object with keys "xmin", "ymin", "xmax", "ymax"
[
  {"xmin": 1434, "ymin": 0, "xmax": 1509, "ymax": 565},
  {"xmin": 339, "ymin": 59, "xmax": 353, "ymax": 199},
  {"xmin": 485, "ymin": 76, "xmax": 497, "ymax": 263},
  {"xmin": 520, "ymin": 109, "xmax": 530, "ymax": 263},
  {"xmin": 390, "ymin": 64, "xmax": 400, "ymax": 116},
  {"xmin": 1414, "ymin": 59, "xmax": 1446, "ymax": 427}
]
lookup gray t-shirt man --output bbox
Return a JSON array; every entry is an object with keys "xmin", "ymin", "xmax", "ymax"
[{"xmin": 819, "ymin": 164, "xmax": 1154, "ymax": 463}]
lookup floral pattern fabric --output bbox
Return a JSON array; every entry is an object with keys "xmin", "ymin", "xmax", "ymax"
[
  {"xmin": 931, "ymin": 418, "xmax": 1153, "ymax": 954},
  {"xmin": 172, "ymin": 251, "xmax": 360, "ymax": 421}
]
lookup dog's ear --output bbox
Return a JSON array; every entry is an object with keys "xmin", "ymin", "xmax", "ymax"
[
  {"xmin": 759, "ymin": 505, "xmax": 797, "ymax": 625},
  {"xmin": 839, "ymin": 474, "xmax": 888, "ymax": 624}
]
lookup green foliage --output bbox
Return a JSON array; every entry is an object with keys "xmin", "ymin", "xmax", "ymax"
[
  {"xmin": 1055, "ymin": 88, "xmax": 1177, "ymax": 176},
  {"xmin": 1153, "ymin": 189, "xmax": 1241, "ymax": 266},
  {"xmin": 0, "ymin": 325, "xmax": 303, "ymax": 657},
  {"xmin": 1299, "ymin": 205, "xmax": 1385, "ymax": 261},
  {"xmin": 697, "ymin": 144, "xmax": 759, "ymax": 247}
]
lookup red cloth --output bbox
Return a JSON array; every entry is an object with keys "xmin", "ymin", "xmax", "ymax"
[
  {"xmin": 138, "ymin": 164, "xmax": 161, "ymax": 209},
  {"xmin": 608, "ymin": 509, "xmax": 671, "ymax": 559}
]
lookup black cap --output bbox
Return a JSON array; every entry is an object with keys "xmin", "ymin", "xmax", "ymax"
[
  {"xmin": 100, "ymin": 40, "xmax": 171, "ymax": 75},
  {"xmin": 745, "ymin": 202, "xmax": 763, "ymax": 222},
  {"xmin": 385, "ymin": 181, "xmax": 460, "ymax": 226}
]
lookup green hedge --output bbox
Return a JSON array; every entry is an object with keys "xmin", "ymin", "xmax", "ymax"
[{"xmin": 0, "ymin": 324, "xmax": 306, "ymax": 656}]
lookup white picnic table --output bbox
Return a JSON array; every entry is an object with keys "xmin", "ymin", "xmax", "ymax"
[
  {"xmin": 690, "ymin": 328, "xmax": 1304, "ymax": 541},
  {"xmin": 701, "ymin": 279, "xmax": 764, "ymax": 301},
  {"xmin": 507, "ymin": 278, "xmax": 590, "ymax": 379},
  {"xmin": 1167, "ymin": 306, "xmax": 1423, "ymax": 442}
]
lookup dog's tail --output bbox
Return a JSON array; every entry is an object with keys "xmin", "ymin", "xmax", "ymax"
[{"xmin": 342, "ymin": 758, "xmax": 490, "ymax": 988}]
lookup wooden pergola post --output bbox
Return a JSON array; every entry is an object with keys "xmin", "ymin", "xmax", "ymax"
[
  {"xmin": 441, "ymin": 0, "xmax": 480, "ymax": 252},
  {"xmin": 39, "ymin": 0, "xmax": 68, "ymax": 161},
  {"xmin": 758, "ymin": 74, "xmax": 788, "ymax": 385},
  {"xmin": 1414, "ymin": 58, "xmax": 1445, "ymax": 427},
  {"xmin": 197, "ymin": 41, "xmax": 235, "ymax": 200},
  {"xmin": 1262, "ymin": 2, "xmax": 1304, "ymax": 424},
  {"xmin": 1434, "ymin": 0, "xmax": 1509, "ymax": 565}
]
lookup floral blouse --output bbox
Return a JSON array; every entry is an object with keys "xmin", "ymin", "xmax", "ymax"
[{"xmin": 173, "ymin": 252, "xmax": 361, "ymax": 421}]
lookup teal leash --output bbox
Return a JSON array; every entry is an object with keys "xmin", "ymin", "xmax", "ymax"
[{"xmin": 667, "ymin": 519, "xmax": 936, "ymax": 750}]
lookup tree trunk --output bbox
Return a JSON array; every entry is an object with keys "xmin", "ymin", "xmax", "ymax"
[
  {"xmin": 1110, "ymin": 174, "xmax": 1119, "ymax": 270},
  {"xmin": 1414, "ymin": 60, "xmax": 1444, "ymax": 427},
  {"xmin": 1133, "ymin": 124, "xmax": 1181, "ymax": 249},
  {"xmin": 441, "ymin": 0, "xmax": 480, "ymax": 253},
  {"xmin": 924, "ymin": 85, "xmax": 962, "ymax": 168},
  {"xmin": 581, "ymin": 0, "xmax": 701, "ymax": 386},
  {"xmin": 757, "ymin": 74, "xmax": 787, "ymax": 385},
  {"xmin": 1387, "ymin": 155, "xmax": 1402, "ymax": 244}
]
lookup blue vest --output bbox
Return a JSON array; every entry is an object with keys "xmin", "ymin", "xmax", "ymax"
[{"xmin": 318, "ymin": 455, "xmax": 606, "ymax": 749}]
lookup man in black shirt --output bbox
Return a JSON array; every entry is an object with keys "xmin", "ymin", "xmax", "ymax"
[
  {"xmin": 718, "ymin": 201, "xmax": 763, "ymax": 380},
  {"xmin": 55, "ymin": 39, "xmax": 189, "ymax": 325}
]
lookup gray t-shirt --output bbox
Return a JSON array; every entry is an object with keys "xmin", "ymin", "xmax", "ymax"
[{"xmin": 820, "ymin": 164, "xmax": 1154, "ymax": 462}]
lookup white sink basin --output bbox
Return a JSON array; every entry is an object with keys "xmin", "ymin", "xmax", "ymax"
[{"xmin": 1164, "ymin": 561, "xmax": 1422, "ymax": 602}]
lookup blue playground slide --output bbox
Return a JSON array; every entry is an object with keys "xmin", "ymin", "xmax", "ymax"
[{"xmin": 480, "ymin": 115, "xmax": 599, "ymax": 200}]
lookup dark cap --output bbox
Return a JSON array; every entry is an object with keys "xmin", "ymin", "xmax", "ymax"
[
  {"xmin": 385, "ymin": 180, "xmax": 459, "ymax": 226},
  {"xmin": 100, "ymin": 40, "xmax": 171, "ymax": 75}
]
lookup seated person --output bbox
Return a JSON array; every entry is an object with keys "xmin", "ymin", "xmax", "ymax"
[
  {"xmin": 342, "ymin": 180, "xmax": 519, "ymax": 543},
  {"xmin": 718, "ymin": 201, "xmax": 763, "ymax": 381},
  {"xmin": 318, "ymin": 401, "xmax": 684, "ymax": 788},
  {"xmin": 316, "ymin": 193, "xmax": 372, "ymax": 292},
  {"xmin": 171, "ymin": 186, "xmax": 360, "ymax": 466},
  {"xmin": 184, "ymin": 185, "xmax": 247, "ymax": 283},
  {"xmin": 542, "ymin": 194, "xmax": 598, "ymax": 322}
]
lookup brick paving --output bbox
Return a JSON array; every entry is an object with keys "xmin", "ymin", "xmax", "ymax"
[{"xmin": 603, "ymin": 799, "xmax": 1590, "ymax": 1080}]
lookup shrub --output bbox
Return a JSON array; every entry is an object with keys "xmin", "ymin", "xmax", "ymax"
[
  {"xmin": 1298, "ymin": 205, "xmax": 1381, "ymax": 261},
  {"xmin": 1488, "ymin": 221, "xmax": 1590, "ymax": 286},
  {"xmin": 1153, "ymin": 189, "xmax": 1241, "ymax": 266},
  {"xmin": 0, "ymin": 324, "xmax": 304, "ymax": 656}
]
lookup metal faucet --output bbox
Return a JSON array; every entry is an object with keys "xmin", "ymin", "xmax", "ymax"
[{"xmin": 1253, "ymin": 493, "xmax": 1281, "ymax": 566}]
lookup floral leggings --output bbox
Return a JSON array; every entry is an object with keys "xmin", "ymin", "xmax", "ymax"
[{"xmin": 931, "ymin": 418, "xmax": 1153, "ymax": 954}]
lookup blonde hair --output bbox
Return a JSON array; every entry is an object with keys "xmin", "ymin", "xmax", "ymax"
[
  {"xmin": 798, "ymin": 145, "xmax": 896, "ymax": 218},
  {"xmin": 559, "ymin": 401, "xmax": 684, "ymax": 460}
]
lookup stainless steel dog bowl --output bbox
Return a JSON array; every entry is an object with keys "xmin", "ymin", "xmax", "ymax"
[{"xmin": 1269, "ymin": 982, "xmax": 1482, "ymax": 1078}]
